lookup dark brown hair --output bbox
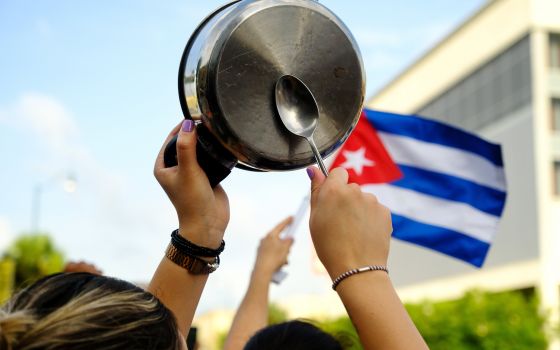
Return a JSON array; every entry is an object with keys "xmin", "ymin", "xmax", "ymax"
[{"xmin": 244, "ymin": 320, "xmax": 344, "ymax": 350}]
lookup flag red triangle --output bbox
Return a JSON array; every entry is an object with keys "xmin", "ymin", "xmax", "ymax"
[{"xmin": 330, "ymin": 112, "xmax": 402, "ymax": 184}]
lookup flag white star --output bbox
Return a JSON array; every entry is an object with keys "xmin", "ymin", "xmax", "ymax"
[{"xmin": 340, "ymin": 147, "xmax": 375, "ymax": 175}]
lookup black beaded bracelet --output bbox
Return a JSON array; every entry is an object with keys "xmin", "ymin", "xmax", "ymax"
[
  {"xmin": 170, "ymin": 229, "xmax": 225, "ymax": 257},
  {"xmin": 332, "ymin": 265, "xmax": 389, "ymax": 291}
]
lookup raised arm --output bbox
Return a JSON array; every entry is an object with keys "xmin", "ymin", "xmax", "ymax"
[
  {"xmin": 307, "ymin": 166, "xmax": 428, "ymax": 350},
  {"xmin": 224, "ymin": 217, "xmax": 293, "ymax": 350},
  {"xmin": 148, "ymin": 120, "xmax": 230, "ymax": 336}
]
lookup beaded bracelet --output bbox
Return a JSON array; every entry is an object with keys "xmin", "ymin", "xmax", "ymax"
[
  {"xmin": 171, "ymin": 229, "xmax": 225, "ymax": 257},
  {"xmin": 332, "ymin": 265, "xmax": 389, "ymax": 291}
]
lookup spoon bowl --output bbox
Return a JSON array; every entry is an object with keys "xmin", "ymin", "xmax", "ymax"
[{"xmin": 275, "ymin": 75, "xmax": 329, "ymax": 176}]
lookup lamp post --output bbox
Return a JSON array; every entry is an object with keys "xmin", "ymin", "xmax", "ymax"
[{"xmin": 30, "ymin": 173, "xmax": 77, "ymax": 233}]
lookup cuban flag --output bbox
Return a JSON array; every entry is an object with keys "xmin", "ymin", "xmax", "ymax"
[{"xmin": 331, "ymin": 109, "xmax": 507, "ymax": 267}]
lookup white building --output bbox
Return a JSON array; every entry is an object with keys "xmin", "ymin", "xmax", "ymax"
[
  {"xmin": 367, "ymin": 0, "xmax": 560, "ymax": 346},
  {"xmin": 194, "ymin": 1, "xmax": 560, "ymax": 348}
]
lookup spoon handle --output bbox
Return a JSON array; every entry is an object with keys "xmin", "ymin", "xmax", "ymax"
[{"xmin": 307, "ymin": 137, "xmax": 329, "ymax": 177}]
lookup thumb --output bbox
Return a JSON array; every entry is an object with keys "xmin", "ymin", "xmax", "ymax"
[
  {"xmin": 307, "ymin": 166, "xmax": 326, "ymax": 205},
  {"xmin": 176, "ymin": 119, "xmax": 198, "ymax": 170}
]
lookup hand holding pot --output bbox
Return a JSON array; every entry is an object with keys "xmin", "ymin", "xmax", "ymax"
[
  {"xmin": 307, "ymin": 166, "xmax": 392, "ymax": 280},
  {"xmin": 154, "ymin": 120, "xmax": 230, "ymax": 248}
]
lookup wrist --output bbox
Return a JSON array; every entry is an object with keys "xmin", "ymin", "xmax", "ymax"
[
  {"xmin": 164, "ymin": 243, "xmax": 221, "ymax": 275},
  {"xmin": 332, "ymin": 265, "xmax": 389, "ymax": 291},
  {"xmin": 252, "ymin": 265, "xmax": 275, "ymax": 281},
  {"xmin": 164, "ymin": 229, "xmax": 224, "ymax": 275},
  {"xmin": 335, "ymin": 268, "xmax": 391, "ymax": 294},
  {"xmin": 325, "ymin": 258, "xmax": 388, "ymax": 281},
  {"xmin": 177, "ymin": 225, "xmax": 224, "ymax": 249}
]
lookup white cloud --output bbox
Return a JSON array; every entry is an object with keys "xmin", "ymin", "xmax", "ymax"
[
  {"xmin": 1, "ymin": 93, "xmax": 80, "ymax": 154},
  {"xmin": 0, "ymin": 93, "xmax": 126, "ymax": 205},
  {"xmin": 0, "ymin": 94, "xmax": 171, "ymax": 280},
  {"xmin": 21, "ymin": 93, "xmax": 80, "ymax": 152}
]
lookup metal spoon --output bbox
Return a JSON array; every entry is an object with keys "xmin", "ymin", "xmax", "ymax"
[{"xmin": 275, "ymin": 75, "xmax": 329, "ymax": 177}]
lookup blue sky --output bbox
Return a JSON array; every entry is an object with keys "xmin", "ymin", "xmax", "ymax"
[{"xmin": 0, "ymin": 1, "xmax": 486, "ymax": 313}]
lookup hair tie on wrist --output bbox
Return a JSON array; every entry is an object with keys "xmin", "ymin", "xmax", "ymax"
[
  {"xmin": 332, "ymin": 265, "xmax": 388, "ymax": 291},
  {"xmin": 170, "ymin": 229, "xmax": 225, "ymax": 257}
]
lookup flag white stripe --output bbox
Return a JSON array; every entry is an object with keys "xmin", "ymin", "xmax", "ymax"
[
  {"xmin": 362, "ymin": 184, "xmax": 499, "ymax": 244},
  {"xmin": 378, "ymin": 132, "xmax": 506, "ymax": 192}
]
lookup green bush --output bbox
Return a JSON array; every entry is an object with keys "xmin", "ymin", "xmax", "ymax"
[
  {"xmin": 319, "ymin": 316, "xmax": 362, "ymax": 350},
  {"xmin": 212, "ymin": 289, "xmax": 550, "ymax": 349},
  {"xmin": 267, "ymin": 302, "xmax": 289, "ymax": 325},
  {"xmin": 317, "ymin": 289, "xmax": 548, "ymax": 350},
  {"xmin": 405, "ymin": 289, "xmax": 548, "ymax": 350}
]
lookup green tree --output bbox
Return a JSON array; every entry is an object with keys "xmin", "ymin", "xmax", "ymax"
[
  {"xmin": 0, "ymin": 256, "xmax": 16, "ymax": 303},
  {"xmin": 7, "ymin": 233, "xmax": 65, "ymax": 289}
]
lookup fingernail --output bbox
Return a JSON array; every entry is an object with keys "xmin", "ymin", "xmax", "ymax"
[
  {"xmin": 306, "ymin": 168, "xmax": 315, "ymax": 180},
  {"xmin": 182, "ymin": 119, "xmax": 194, "ymax": 133}
]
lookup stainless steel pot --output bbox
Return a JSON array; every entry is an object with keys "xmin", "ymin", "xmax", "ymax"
[{"xmin": 164, "ymin": 0, "xmax": 365, "ymax": 186}]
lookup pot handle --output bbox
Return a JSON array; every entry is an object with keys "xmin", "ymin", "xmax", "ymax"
[{"xmin": 163, "ymin": 124, "xmax": 238, "ymax": 188}]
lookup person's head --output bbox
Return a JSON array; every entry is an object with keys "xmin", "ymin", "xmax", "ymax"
[
  {"xmin": 0, "ymin": 272, "xmax": 182, "ymax": 350},
  {"xmin": 244, "ymin": 320, "xmax": 344, "ymax": 350}
]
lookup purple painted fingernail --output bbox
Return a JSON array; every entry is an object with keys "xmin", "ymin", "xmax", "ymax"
[
  {"xmin": 182, "ymin": 119, "xmax": 194, "ymax": 133},
  {"xmin": 306, "ymin": 168, "xmax": 315, "ymax": 180}
]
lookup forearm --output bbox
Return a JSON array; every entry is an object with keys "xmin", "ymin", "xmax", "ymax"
[
  {"xmin": 337, "ymin": 272, "xmax": 428, "ymax": 350},
  {"xmin": 224, "ymin": 269, "xmax": 271, "ymax": 350},
  {"xmin": 148, "ymin": 256, "xmax": 208, "ymax": 337},
  {"xmin": 151, "ymin": 122, "xmax": 229, "ymax": 337},
  {"xmin": 147, "ymin": 225, "xmax": 222, "ymax": 336}
]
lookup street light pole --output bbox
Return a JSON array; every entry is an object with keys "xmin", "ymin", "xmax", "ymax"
[
  {"xmin": 30, "ymin": 184, "xmax": 43, "ymax": 233},
  {"xmin": 30, "ymin": 173, "xmax": 77, "ymax": 233}
]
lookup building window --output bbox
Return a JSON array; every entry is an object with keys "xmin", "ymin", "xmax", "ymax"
[
  {"xmin": 551, "ymin": 34, "xmax": 560, "ymax": 69},
  {"xmin": 555, "ymin": 161, "xmax": 560, "ymax": 196},
  {"xmin": 415, "ymin": 36, "xmax": 532, "ymax": 131},
  {"xmin": 553, "ymin": 99, "xmax": 560, "ymax": 131}
]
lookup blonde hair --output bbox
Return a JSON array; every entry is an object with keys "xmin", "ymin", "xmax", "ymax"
[
  {"xmin": 0, "ymin": 310, "xmax": 35, "ymax": 349},
  {"xmin": 0, "ymin": 273, "xmax": 181, "ymax": 350}
]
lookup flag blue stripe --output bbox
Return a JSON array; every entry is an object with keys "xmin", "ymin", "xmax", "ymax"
[
  {"xmin": 391, "ymin": 165, "xmax": 507, "ymax": 217},
  {"xmin": 364, "ymin": 109, "xmax": 504, "ymax": 167},
  {"xmin": 391, "ymin": 214, "xmax": 490, "ymax": 267}
]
